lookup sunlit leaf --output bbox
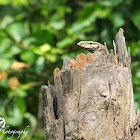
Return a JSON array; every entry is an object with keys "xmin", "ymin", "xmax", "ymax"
[
  {"xmin": 3, "ymin": 45, "xmax": 21, "ymax": 58},
  {"xmin": 50, "ymin": 20, "xmax": 66, "ymax": 30},
  {"xmin": 0, "ymin": 58, "xmax": 12, "ymax": 71},
  {"xmin": 0, "ymin": 38, "xmax": 11, "ymax": 53},
  {"xmin": 11, "ymin": 0, "xmax": 28, "ymax": 5},
  {"xmin": 35, "ymin": 56, "xmax": 45, "ymax": 73},
  {"xmin": 0, "ymin": 0, "xmax": 11, "ymax": 5},
  {"xmin": 51, "ymin": 48, "xmax": 65, "ymax": 54},
  {"xmin": 45, "ymin": 54, "xmax": 57, "ymax": 62},
  {"xmin": 57, "ymin": 37, "xmax": 74, "ymax": 48},
  {"xmin": 0, "ymin": 15, "xmax": 14, "ymax": 29},
  {"xmin": 6, "ymin": 22, "xmax": 27, "ymax": 42},
  {"xmin": 32, "ymin": 43, "xmax": 51, "ymax": 55}
]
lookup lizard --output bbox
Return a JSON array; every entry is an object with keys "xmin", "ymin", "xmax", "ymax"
[
  {"xmin": 77, "ymin": 41, "xmax": 106, "ymax": 55},
  {"xmin": 77, "ymin": 41, "xmax": 119, "ymax": 67}
]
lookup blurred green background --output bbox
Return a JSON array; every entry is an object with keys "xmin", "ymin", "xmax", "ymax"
[{"xmin": 0, "ymin": 0, "xmax": 140, "ymax": 139}]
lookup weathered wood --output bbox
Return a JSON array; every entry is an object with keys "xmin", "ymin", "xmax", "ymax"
[
  {"xmin": 113, "ymin": 40, "xmax": 116, "ymax": 56},
  {"xmin": 41, "ymin": 28, "xmax": 139, "ymax": 140},
  {"xmin": 104, "ymin": 42, "xmax": 109, "ymax": 55}
]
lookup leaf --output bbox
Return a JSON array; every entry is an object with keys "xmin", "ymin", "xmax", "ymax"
[
  {"xmin": 32, "ymin": 43, "xmax": 51, "ymax": 55},
  {"xmin": 99, "ymin": 0, "xmax": 123, "ymax": 6},
  {"xmin": 3, "ymin": 45, "xmax": 21, "ymax": 58},
  {"xmin": 51, "ymin": 48, "xmax": 65, "ymax": 54},
  {"xmin": 133, "ymin": 76, "xmax": 140, "ymax": 86},
  {"xmin": 35, "ymin": 56, "xmax": 45, "ymax": 73},
  {"xmin": 136, "ymin": 69, "xmax": 140, "ymax": 78},
  {"xmin": 0, "ymin": 105, "xmax": 5, "ymax": 116},
  {"xmin": 6, "ymin": 98, "xmax": 26, "ymax": 126},
  {"xmin": 0, "ymin": 15, "xmax": 14, "ymax": 29},
  {"xmin": 22, "ymin": 37, "xmax": 36, "ymax": 46},
  {"xmin": 11, "ymin": 61, "xmax": 28, "ymax": 71},
  {"xmin": 50, "ymin": 20, "xmax": 66, "ymax": 30},
  {"xmin": 57, "ymin": 37, "xmax": 74, "ymax": 48},
  {"xmin": 134, "ymin": 93, "xmax": 140, "ymax": 101},
  {"xmin": 45, "ymin": 54, "xmax": 57, "ymax": 62},
  {"xmin": 8, "ymin": 76, "xmax": 19, "ymax": 90},
  {"xmin": 20, "ymin": 82, "xmax": 40, "ymax": 90},
  {"xmin": 130, "ymin": 41, "xmax": 140, "ymax": 55},
  {"xmin": 0, "ymin": 38, "xmax": 11, "ymax": 53},
  {"xmin": 6, "ymin": 22, "xmax": 27, "ymax": 42},
  {"xmin": 11, "ymin": 0, "xmax": 28, "ymax": 5},
  {"xmin": 0, "ymin": 36, "xmax": 21, "ymax": 58},
  {"xmin": 135, "ymin": 102, "xmax": 139, "ymax": 112},
  {"xmin": 0, "ymin": 78, "xmax": 8, "ymax": 88},
  {"xmin": 131, "ymin": 10, "xmax": 140, "ymax": 30},
  {"xmin": 0, "ymin": 58, "xmax": 12, "ymax": 71},
  {"xmin": 0, "ymin": 72, "xmax": 8, "ymax": 83},
  {"xmin": 68, "ymin": 3, "xmax": 110, "ymax": 34},
  {"xmin": 5, "ymin": 137, "xmax": 17, "ymax": 140},
  {"xmin": 8, "ymin": 87, "xmax": 27, "ymax": 97},
  {"xmin": 33, "ymin": 26, "xmax": 54, "ymax": 45},
  {"xmin": 20, "ymin": 50, "xmax": 36, "ymax": 64},
  {"xmin": 0, "ymin": 0, "xmax": 11, "ymax": 5},
  {"xmin": 110, "ymin": 12, "xmax": 125, "ymax": 27},
  {"xmin": 15, "ymin": 97, "xmax": 26, "ymax": 115}
]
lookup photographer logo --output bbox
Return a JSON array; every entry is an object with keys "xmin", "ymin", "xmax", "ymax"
[
  {"xmin": 0, "ymin": 117, "xmax": 5, "ymax": 128},
  {"xmin": 0, "ymin": 117, "xmax": 30, "ymax": 139}
]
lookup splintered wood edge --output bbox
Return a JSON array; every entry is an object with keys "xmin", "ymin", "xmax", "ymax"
[
  {"xmin": 113, "ymin": 40, "xmax": 117, "ymax": 56},
  {"xmin": 53, "ymin": 53, "xmax": 119, "ymax": 81},
  {"xmin": 104, "ymin": 42, "xmax": 109, "ymax": 55},
  {"xmin": 116, "ymin": 28, "xmax": 131, "ymax": 67},
  {"xmin": 54, "ymin": 68, "xmax": 61, "ymax": 81}
]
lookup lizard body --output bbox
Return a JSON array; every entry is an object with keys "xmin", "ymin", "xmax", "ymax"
[
  {"xmin": 77, "ymin": 41, "xmax": 119, "ymax": 67},
  {"xmin": 77, "ymin": 41, "xmax": 106, "ymax": 55}
]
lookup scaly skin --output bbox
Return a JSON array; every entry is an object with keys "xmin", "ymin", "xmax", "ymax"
[{"xmin": 77, "ymin": 41, "xmax": 106, "ymax": 55}]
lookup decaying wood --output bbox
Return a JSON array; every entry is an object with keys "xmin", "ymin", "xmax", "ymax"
[{"xmin": 41, "ymin": 28, "xmax": 140, "ymax": 140}]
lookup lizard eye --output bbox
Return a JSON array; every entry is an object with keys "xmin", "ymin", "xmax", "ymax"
[
  {"xmin": 89, "ymin": 43, "xmax": 93, "ymax": 45},
  {"xmin": 97, "ymin": 46, "xmax": 99, "ymax": 49}
]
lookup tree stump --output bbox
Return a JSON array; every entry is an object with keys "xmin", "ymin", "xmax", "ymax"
[{"xmin": 41, "ymin": 28, "xmax": 140, "ymax": 140}]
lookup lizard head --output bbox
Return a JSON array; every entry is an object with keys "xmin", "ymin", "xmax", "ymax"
[{"xmin": 77, "ymin": 41, "xmax": 106, "ymax": 54}]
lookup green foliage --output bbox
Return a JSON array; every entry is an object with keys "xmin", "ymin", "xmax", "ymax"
[{"xmin": 0, "ymin": 0, "xmax": 140, "ymax": 139}]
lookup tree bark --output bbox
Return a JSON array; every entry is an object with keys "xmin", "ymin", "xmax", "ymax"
[{"xmin": 41, "ymin": 28, "xmax": 140, "ymax": 140}]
